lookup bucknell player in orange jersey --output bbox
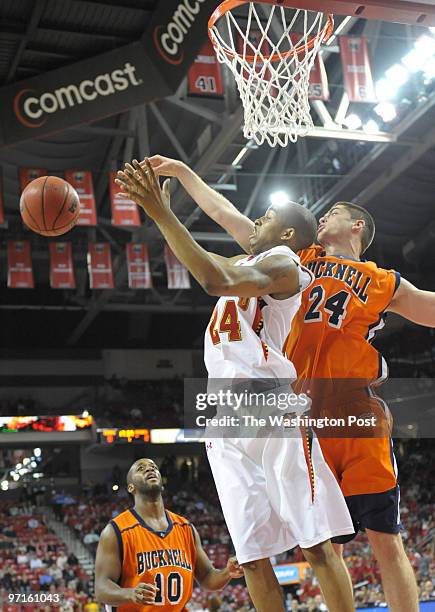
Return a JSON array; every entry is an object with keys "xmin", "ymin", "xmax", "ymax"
[
  {"xmin": 95, "ymin": 459, "xmax": 243, "ymax": 611},
  {"xmin": 143, "ymin": 156, "xmax": 435, "ymax": 612}
]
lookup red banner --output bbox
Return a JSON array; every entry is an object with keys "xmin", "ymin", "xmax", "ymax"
[
  {"xmin": 7, "ymin": 240, "xmax": 34, "ymax": 288},
  {"xmin": 88, "ymin": 243, "xmax": 114, "ymax": 289},
  {"xmin": 109, "ymin": 172, "xmax": 141, "ymax": 227},
  {"xmin": 49, "ymin": 242, "xmax": 76, "ymax": 289},
  {"xmin": 64, "ymin": 170, "xmax": 97, "ymax": 226},
  {"xmin": 126, "ymin": 243, "xmax": 153, "ymax": 289},
  {"xmin": 339, "ymin": 36, "xmax": 376, "ymax": 103},
  {"xmin": 188, "ymin": 40, "xmax": 224, "ymax": 97},
  {"xmin": 309, "ymin": 55, "xmax": 330, "ymax": 101},
  {"xmin": 19, "ymin": 168, "xmax": 47, "ymax": 192},
  {"xmin": 0, "ymin": 168, "xmax": 5, "ymax": 225},
  {"xmin": 164, "ymin": 245, "xmax": 190, "ymax": 289}
]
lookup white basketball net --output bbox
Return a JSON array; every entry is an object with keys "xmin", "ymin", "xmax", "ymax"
[{"xmin": 209, "ymin": 3, "xmax": 332, "ymax": 147}]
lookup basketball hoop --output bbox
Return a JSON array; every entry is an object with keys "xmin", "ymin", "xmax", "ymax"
[{"xmin": 208, "ymin": 1, "xmax": 334, "ymax": 146}]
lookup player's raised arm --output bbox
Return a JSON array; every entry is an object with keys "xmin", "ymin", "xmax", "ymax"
[
  {"xmin": 192, "ymin": 525, "xmax": 243, "ymax": 591},
  {"xmin": 387, "ymin": 277, "xmax": 435, "ymax": 326},
  {"xmin": 116, "ymin": 161, "xmax": 301, "ymax": 299},
  {"xmin": 145, "ymin": 155, "xmax": 254, "ymax": 253},
  {"xmin": 94, "ymin": 523, "xmax": 157, "ymax": 606}
]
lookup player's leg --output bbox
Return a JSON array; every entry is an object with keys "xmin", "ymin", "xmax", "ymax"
[
  {"xmin": 206, "ymin": 438, "xmax": 296, "ymax": 611},
  {"xmin": 302, "ymin": 540, "xmax": 355, "ymax": 612},
  {"xmin": 263, "ymin": 435, "xmax": 355, "ymax": 611},
  {"xmin": 332, "ymin": 542, "xmax": 354, "ymax": 594},
  {"xmin": 366, "ymin": 530, "xmax": 418, "ymax": 612},
  {"xmin": 242, "ymin": 558, "xmax": 285, "ymax": 612},
  {"xmin": 322, "ymin": 423, "xmax": 418, "ymax": 612}
]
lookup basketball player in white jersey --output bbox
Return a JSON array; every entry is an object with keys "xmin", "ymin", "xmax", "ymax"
[{"xmin": 116, "ymin": 159, "xmax": 355, "ymax": 612}]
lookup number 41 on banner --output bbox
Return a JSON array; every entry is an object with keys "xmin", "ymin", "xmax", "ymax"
[{"xmin": 188, "ymin": 41, "xmax": 224, "ymax": 98}]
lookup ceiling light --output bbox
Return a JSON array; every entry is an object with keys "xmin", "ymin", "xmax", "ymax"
[
  {"xmin": 112, "ymin": 484, "xmax": 119, "ymax": 491},
  {"xmin": 343, "ymin": 113, "xmax": 362, "ymax": 130},
  {"xmin": 231, "ymin": 147, "xmax": 248, "ymax": 167},
  {"xmin": 269, "ymin": 191, "xmax": 290, "ymax": 207},
  {"xmin": 374, "ymin": 102, "xmax": 397, "ymax": 122},
  {"xmin": 1, "ymin": 481, "xmax": 9, "ymax": 491},
  {"xmin": 12, "ymin": 474, "xmax": 20, "ymax": 482},
  {"xmin": 402, "ymin": 48, "xmax": 426, "ymax": 73},
  {"xmin": 414, "ymin": 35, "xmax": 435, "ymax": 57},
  {"xmin": 385, "ymin": 64, "xmax": 409, "ymax": 87},
  {"xmin": 375, "ymin": 78, "xmax": 397, "ymax": 101},
  {"xmin": 34, "ymin": 448, "xmax": 41, "ymax": 457},
  {"xmin": 363, "ymin": 119, "xmax": 380, "ymax": 133}
]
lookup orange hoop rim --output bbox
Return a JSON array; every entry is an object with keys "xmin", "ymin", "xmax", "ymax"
[{"xmin": 208, "ymin": 0, "xmax": 334, "ymax": 63}]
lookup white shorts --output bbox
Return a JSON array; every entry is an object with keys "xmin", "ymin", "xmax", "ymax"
[{"xmin": 206, "ymin": 434, "xmax": 354, "ymax": 564}]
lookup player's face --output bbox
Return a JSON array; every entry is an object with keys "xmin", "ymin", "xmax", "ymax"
[
  {"xmin": 249, "ymin": 207, "xmax": 284, "ymax": 254},
  {"xmin": 129, "ymin": 459, "xmax": 163, "ymax": 496},
  {"xmin": 317, "ymin": 205, "xmax": 353, "ymax": 245}
]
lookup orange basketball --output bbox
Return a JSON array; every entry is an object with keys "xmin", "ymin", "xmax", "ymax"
[{"xmin": 19, "ymin": 176, "xmax": 80, "ymax": 237}]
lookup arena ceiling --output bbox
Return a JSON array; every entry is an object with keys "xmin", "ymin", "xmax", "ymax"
[{"xmin": 1, "ymin": 0, "xmax": 435, "ymax": 349}]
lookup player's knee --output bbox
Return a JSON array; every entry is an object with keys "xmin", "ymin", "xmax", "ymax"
[
  {"xmin": 302, "ymin": 541, "xmax": 335, "ymax": 567},
  {"xmin": 367, "ymin": 530, "xmax": 405, "ymax": 564}
]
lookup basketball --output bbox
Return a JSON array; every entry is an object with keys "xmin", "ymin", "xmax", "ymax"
[{"xmin": 19, "ymin": 176, "xmax": 80, "ymax": 237}]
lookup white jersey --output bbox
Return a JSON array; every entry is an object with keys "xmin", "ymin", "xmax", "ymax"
[{"xmin": 204, "ymin": 245, "xmax": 313, "ymax": 380}]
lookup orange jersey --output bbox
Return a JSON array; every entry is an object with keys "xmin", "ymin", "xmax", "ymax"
[
  {"xmin": 285, "ymin": 245, "xmax": 400, "ymax": 382},
  {"xmin": 110, "ymin": 508, "xmax": 197, "ymax": 612}
]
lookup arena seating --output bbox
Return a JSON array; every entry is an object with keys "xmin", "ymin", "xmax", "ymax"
[{"xmin": 0, "ymin": 504, "xmax": 91, "ymax": 610}]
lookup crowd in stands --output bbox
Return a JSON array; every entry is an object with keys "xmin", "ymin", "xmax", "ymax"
[{"xmin": 0, "ymin": 502, "xmax": 95, "ymax": 611}]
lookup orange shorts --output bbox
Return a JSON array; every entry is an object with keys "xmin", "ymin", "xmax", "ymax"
[
  {"xmin": 319, "ymin": 436, "xmax": 397, "ymax": 497},
  {"xmin": 310, "ymin": 390, "xmax": 400, "ymax": 539},
  {"xmin": 314, "ymin": 391, "xmax": 397, "ymax": 497}
]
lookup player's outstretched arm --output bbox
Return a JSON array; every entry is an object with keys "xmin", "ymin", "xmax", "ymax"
[
  {"xmin": 94, "ymin": 524, "xmax": 157, "ymax": 606},
  {"xmin": 145, "ymin": 155, "xmax": 254, "ymax": 253},
  {"xmin": 388, "ymin": 277, "xmax": 435, "ymax": 327},
  {"xmin": 192, "ymin": 525, "xmax": 244, "ymax": 591},
  {"xmin": 116, "ymin": 161, "xmax": 300, "ymax": 299}
]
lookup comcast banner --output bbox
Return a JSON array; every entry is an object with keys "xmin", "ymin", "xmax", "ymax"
[
  {"xmin": 0, "ymin": 1, "xmax": 218, "ymax": 146},
  {"xmin": 0, "ymin": 42, "xmax": 165, "ymax": 146}
]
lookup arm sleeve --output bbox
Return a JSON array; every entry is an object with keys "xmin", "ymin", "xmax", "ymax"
[{"xmin": 379, "ymin": 268, "xmax": 401, "ymax": 311}]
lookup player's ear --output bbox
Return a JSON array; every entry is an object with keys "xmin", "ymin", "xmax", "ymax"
[
  {"xmin": 127, "ymin": 483, "xmax": 134, "ymax": 495},
  {"xmin": 352, "ymin": 219, "xmax": 365, "ymax": 232},
  {"xmin": 281, "ymin": 227, "xmax": 295, "ymax": 242}
]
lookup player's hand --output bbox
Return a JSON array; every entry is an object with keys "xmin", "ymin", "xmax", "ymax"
[
  {"xmin": 115, "ymin": 158, "xmax": 171, "ymax": 221},
  {"xmin": 143, "ymin": 155, "xmax": 185, "ymax": 179},
  {"xmin": 226, "ymin": 556, "xmax": 244, "ymax": 578},
  {"xmin": 127, "ymin": 582, "xmax": 157, "ymax": 604}
]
